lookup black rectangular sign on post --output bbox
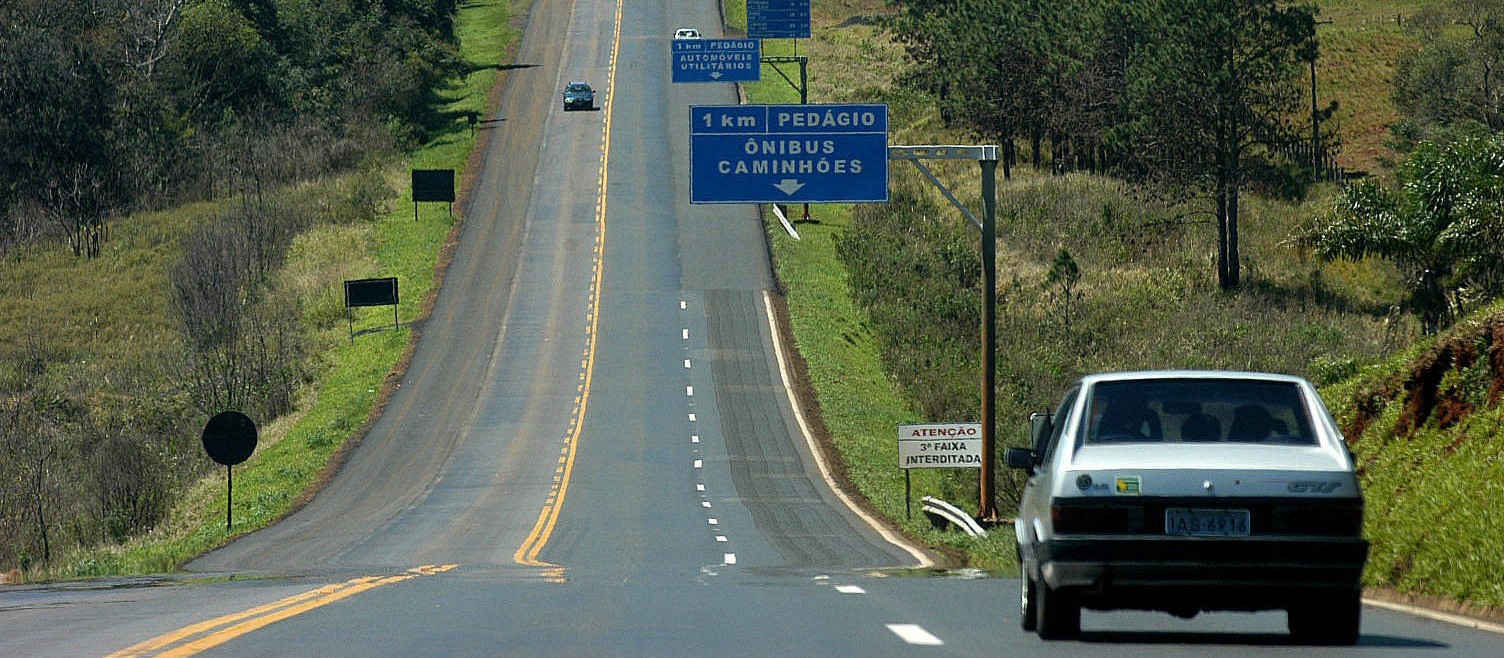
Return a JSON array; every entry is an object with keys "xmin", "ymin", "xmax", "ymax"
[
  {"xmin": 344, "ymin": 277, "xmax": 399, "ymax": 340},
  {"xmin": 411, "ymin": 169, "xmax": 456, "ymax": 221},
  {"xmin": 411, "ymin": 169, "xmax": 455, "ymax": 202}
]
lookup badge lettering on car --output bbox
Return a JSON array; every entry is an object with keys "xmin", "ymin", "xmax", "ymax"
[{"xmin": 1287, "ymin": 481, "xmax": 1342, "ymax": 494}]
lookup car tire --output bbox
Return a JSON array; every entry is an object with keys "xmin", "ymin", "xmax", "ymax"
[
  {"xmin": 1035, "ymin": 581, "xmax": 1080, "ymax": 640},
  {"xmin": 1288, "ymin": 589, "xmax": 1361, "ymax": 645},
  {"xmin": 1020, "ymin": 571, "xmax": 1038, "ymax": 631}
]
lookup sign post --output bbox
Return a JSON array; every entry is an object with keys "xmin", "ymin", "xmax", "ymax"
[
  {"xmin": 411, "ymin": 169, "xmax": 456, "ymax": 220},
  {"xmin": 689, "ymin": 104, "xmax": 888, "ymax": 204},
  {"xmin": 344, "ymin": 277, "xmax": 400, "ymax": 342},
  {"xmin": 897, "ymin": 422, "xmax": 983, "ymax": 519},
  {"xmin": 202, "ymin": 411, "xmax": 258, "ymax": 531},
  {"xmin": 889, "ymin": 146, "xmax": 1001, "ymax": 522}
]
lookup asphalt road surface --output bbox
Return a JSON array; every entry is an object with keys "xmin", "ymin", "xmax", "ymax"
[{"xmin": 4, "ymin": 0, "xmax": 1504, "ymax": 655}]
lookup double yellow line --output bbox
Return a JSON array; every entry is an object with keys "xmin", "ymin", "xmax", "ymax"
[
  {"xmin": 511, "ymin": 0, "xmax": 622, "ymax": 569},
  {"xmin": 107, "ymin": 565, "xmax": 457, "ymax": 657},
  {"xmin": 113, "ymin": 2, "xmax": 625, "ymax": 655}
]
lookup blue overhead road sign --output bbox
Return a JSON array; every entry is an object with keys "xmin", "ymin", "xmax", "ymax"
[
  {"xmin": 689, "ymin": 104, "xmax": 889, "ymax": 204},
  {"xmin": 672, "ymin": 39, "xmax": 760, "ymax": 84},
  {"xmin": 747, "ymin": 0, "xmax": 811, "ymax": 39}
]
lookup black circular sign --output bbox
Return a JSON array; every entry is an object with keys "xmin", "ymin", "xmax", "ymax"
[{"xmin": 202, "ymin": 411, "xmax": 258, "ymax": 466}]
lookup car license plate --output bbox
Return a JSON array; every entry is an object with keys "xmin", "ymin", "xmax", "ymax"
[{"xmin": 1164, "ymin": 508, "xmax": 1250, "ymax": 537}]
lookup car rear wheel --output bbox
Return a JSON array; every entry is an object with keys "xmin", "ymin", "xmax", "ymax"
[
  {"xmin": 1020, "ymin": 571, "xmax": 1038, "ymax": 631},
  {"xmin": 1035, "ymin": 581, "xmax": 1080, "ymax": 640},
  {"xmin": 1288, "ymin": 589, "xmax": 1361, "ymax": 645}
]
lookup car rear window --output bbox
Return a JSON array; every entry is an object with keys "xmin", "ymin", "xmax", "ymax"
[{"xmin": 1081, "ymin": 379, "xmax": 1316, "ymax": 446}]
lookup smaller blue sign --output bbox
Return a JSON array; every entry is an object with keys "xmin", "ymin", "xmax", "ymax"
[
  {"xmin": 672, "ymin": 39, "xmax": 761, "ymax": 84},
  {"xmin": 747, "ymin": 0, "xmax": 811, "ymax": 39}
]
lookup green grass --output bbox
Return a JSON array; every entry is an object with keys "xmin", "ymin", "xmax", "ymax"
[
  {"xmin": 30, "ymin": 0, "xmax": 520, "ymax": 580},
  {"xmin": 1314, "ymin": 4, "xmax": 1420, "ymax": 174},
  {"xmin": 733, "ymin": 0, "xmax": 1451, "ymax": 581},
  {"xmin": 1322, "ymin": 300, "xmax": 1504, "ymax": 607},
  {"xmin": 740, "ymin": 4, "xmax": 1019, "ymax": 570}
]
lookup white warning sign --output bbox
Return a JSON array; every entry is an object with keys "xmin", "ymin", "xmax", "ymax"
[{"xmin": 897, "ymin": 423, "xmax": 983, "ymax": 469}]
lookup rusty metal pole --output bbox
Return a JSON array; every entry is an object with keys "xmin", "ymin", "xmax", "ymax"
[{"xmin": 979, "ymin": 158, "xmax": 998, "ymax": 521}]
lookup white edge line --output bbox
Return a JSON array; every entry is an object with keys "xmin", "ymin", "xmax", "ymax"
[
  {"xmin": 1364, "ymin": 598, "xmax": 1504, "ymax": 635},
  {"xmin": 761, "ymin": 290, "xmax": 935, "ymax": 568}
]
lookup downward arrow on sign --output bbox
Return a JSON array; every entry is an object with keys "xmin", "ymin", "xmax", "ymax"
[
  {"xmin": 773, "ymin": 179, "xmax": 805, "ymax": 195},
  {"xmin": 710, "ymin": 72, "xmax": 722, "ymax": 79}
]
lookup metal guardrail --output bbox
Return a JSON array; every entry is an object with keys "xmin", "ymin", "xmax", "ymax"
[{"xmin": 921, "ymin": 496, "xmax": 988, "ymax": 537}]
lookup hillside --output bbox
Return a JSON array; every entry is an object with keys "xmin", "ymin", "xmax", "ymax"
[
  {"xmin": 744, "ymin": 0, "xmax": 1504, "ymax": 617},
  {"xmin": 1325, "ymin": 304, "xmax": 1504, "ymax": 611}
]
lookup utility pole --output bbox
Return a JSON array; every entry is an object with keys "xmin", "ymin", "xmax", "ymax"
[{"xmin": 889, "ymin": 145, "xmax": 1001, "ymax": 521}]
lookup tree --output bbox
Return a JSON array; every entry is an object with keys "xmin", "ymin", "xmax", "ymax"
[
  {"xmin": 1299, "ymin": 136, "xmax": 1504, "ymax": 332},
  {"xmin": 1045, "ymin": 248, "xmax": 1084, "ymax": 330},
  {"xmin": 1117, "ymin": 0, "xmax": 1315, "ymax": 290},
  {"xmin": 1391, "ymin": 0, "xmax": 1504, "ymax": 149},
  {"xmin": 887, "ymin": 0, "xmax": 1060, "ymax": 177}
]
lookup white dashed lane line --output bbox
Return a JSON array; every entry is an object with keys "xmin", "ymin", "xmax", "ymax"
[
  {"xmin": 835, "ymin": 585, "xmax": 866, "ymax": 595},
  {"xmin": 886, "ymin": 624, "xmax": 944, "ymax": 646},
  {"xmin": 683, "ymin": 298, "xmax": 739, "ymax": 570}
]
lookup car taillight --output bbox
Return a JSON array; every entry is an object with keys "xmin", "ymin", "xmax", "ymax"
[
  {"xmin": 1271, "ymin": 501, "xmax": 1365, "ymax": 537},
  {"xmin": 1051, "ymin": 502, "xmax": 1146, "ymax": 534}
]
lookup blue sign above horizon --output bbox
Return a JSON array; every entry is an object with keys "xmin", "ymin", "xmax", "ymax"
[
  {"xmin": 672, "ymin": 39, "xmax": 760, "ymax": 84},
  {"xmin": 747, "ymin": 0, "xmax": 810, "ymax": 39},
  {"xmin": 689, "ymin": 104, "xmax": 889, "ymax": 204}
]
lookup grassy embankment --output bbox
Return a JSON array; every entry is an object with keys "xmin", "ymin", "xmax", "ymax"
[
  {"xmin": 725, "ymin": 0, "xmax": 1476, "ymax": 583},
  {"xmin": 20, "ymin": 0, "xmax": 519, "ymax": 580},
  {"xmin": 1324, "ymin": 301, "xmax": 1504, "ymax": 611}
]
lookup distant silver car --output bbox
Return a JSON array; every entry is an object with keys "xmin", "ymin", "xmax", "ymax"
[
  {"xmin": 1006, "ymin": 371, "xmax": 1368, "ymax": 644},
  {"xmin": 673, "ymin": 27, "xmax": 701, "ymax": 40}
]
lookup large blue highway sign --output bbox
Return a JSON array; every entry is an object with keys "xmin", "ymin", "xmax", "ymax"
[
  {"xmin": 747, "ymin": 0, "xmax": 810, "ymax": 39},
  {"xmin": 689, "ymin": 104, "xmax": 889, "ymax": 204},
  {"xmin": 672, "ymin": 39, "xmax": 760, "ymax": 84}
]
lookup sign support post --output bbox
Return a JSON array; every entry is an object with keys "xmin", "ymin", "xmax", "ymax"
[
  {"xmin": 905, "ymin": 470, "xmax": 912, "ymax": 520},
  {"xmin": 890, "ymin": 146, "xmax": 1001, "ymax": 522},
  {"xmin": 201, "ymin": 410, "xmax": 258, "ymax": 533}
]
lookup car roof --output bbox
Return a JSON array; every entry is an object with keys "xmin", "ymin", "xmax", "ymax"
[
  {"xmin": 1076, "ymin": 370, "xmax": 1307, "ymax": 386},
  {"xmin": 567, "ymin": 81, "xmax": 590, "ymax": 87}
]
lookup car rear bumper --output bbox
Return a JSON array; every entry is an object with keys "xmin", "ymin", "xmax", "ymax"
[{"xmin": 1037, "ymin": 536, "xmax": 1368, "ymax": 604}]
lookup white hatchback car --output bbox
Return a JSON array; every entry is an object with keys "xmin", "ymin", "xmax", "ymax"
[
  {"xmin": 673, "ymin": 27, "xmax": 701, "ymax": 40},
  {"xmin": 1006, "ymin": 371, "xmax": 1368, "ymax": 644}
]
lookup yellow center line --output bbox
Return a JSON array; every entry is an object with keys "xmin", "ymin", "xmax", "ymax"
[
  {"xmin": 512, "ymin": 0, "xmax": 621, "ymax": 569},
  {"xmin": 106, "ymin": 565, "xmax": 456, "ymax": 657}
]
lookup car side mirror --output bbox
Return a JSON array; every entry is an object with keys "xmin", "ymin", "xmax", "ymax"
[
  {"xmin": 1029, "ymin": 412, "xmax": 1053, "ymax": 453},
  {"xmin": 1006, "ymin": 447, "xmax": 1037, "ymax": 472}
]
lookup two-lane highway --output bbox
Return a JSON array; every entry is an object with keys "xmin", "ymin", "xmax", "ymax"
[{"xmin": 5, "ymin": 0, "xmax": 1504, "ymax": 654}]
